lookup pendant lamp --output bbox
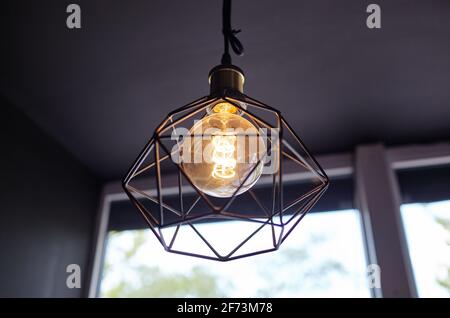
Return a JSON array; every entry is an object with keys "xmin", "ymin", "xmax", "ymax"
[{"xmin": 123, "ymin": 0, "xmax": 329, "ymax": 261}]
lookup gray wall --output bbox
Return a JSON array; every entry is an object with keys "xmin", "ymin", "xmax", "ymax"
[{"xmin": 0, "ymin": 97, "xmax": 100, "ymax": 297}]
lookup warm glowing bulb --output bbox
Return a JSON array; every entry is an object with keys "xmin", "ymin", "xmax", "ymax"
[
  {"xmin": 212, "ymin": 102, "xmax": 238, "ymax": 114},
  {"xmin": 180, "ymin": 103, "xmax": 266, "ymax": 198}
]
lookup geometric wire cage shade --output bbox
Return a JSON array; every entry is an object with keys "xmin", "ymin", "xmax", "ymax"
[{"xmin": 122, "ymin": 87, "xmax": 329, "ymax": 261}]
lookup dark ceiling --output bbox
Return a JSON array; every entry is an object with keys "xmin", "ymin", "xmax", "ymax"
[{"xmin": 2, "ymin": 0, "xmax": 450, "ymax": 180}]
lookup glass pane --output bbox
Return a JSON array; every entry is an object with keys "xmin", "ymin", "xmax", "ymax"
[
  {"xmin": 100, "ymin": 209, "xmax": 370, "ymax": 297},
  {"xmin": 401, "ymin": 200, "xmax": 450, "ymax": 298}
]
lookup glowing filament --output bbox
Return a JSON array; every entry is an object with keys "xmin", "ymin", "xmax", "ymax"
[{"xmin": 211, "ymin": 135, "xmax": 237, "ymax": 179}]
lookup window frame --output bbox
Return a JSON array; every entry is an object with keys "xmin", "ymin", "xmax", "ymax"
[
  {"xmin": 87, "ymin": 142, "xmax": 450, "ymax": 298},
  {"xmin": 356, "ymin": 143, "xmax": 450, "ymax": 297}
]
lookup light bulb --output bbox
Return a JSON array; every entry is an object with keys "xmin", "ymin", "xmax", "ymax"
[{"xmin": 180, "ymin": 102, "xmax": 266, "ymax": 198}]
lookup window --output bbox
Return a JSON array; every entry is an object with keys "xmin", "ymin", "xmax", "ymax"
[
  {"xmin": 398, "ymin": 165, "xmax": 450, "ymax": 298},
  {"xmin": 99, "ymin": 177, "xmax": 371, "ymax": 297}
]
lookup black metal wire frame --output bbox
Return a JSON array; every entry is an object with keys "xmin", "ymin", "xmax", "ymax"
[{"xmin": 122, "ymin": 90, "xmax": 329, "ymax": 261}]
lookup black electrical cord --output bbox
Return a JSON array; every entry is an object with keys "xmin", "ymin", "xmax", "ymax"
[{"xmin": 221, "ymin": 0, "xmax": 244, "ymax": 65}]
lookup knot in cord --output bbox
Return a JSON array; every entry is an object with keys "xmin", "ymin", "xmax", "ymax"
[{"xmin": 221, "ymin": 0, "xmax": 244, "ymax": 65}]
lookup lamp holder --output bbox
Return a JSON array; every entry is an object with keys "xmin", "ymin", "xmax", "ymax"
[{"xmin": 208, "ymin": 64, "xmax": 245, "ymax": 95}]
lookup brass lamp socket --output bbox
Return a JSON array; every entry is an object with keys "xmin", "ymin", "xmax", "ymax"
[{"xmin": 209, "ymin": 65, "xmax": 245, "ymax": 95}]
